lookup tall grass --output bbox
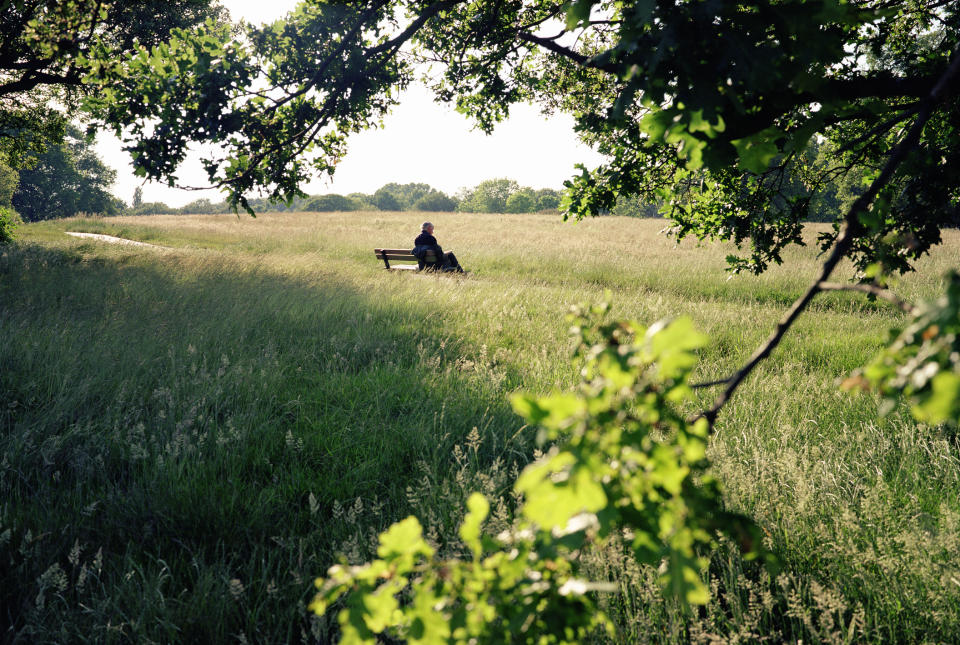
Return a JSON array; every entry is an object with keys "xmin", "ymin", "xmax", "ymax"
[{"xmin": 2, "ymin": 212, "xmax": 958, "ymax": 642}]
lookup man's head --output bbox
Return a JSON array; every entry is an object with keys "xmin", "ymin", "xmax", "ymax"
[{"xmin": 422, "ymin": 222, "xmax": 434, "ymax": 234}]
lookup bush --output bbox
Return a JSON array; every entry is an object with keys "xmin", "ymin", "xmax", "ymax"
[
  {"xmin": 534, "ymin": 189, "xmax": 561, "ymax": 211},
  {"xmin": 505, "ymin": 191, "xmax": 536, "ymax": 213},
  {"xmin": 178, "ymin": 198, "xmax": 226, "ymax": 214},
  {"xmin": 130, "ymin": 201, "xmax": 178, "ymax": 215},
  {"xmin": 0, "ymin": 162, "xmax": 18, "ymax": 209},
  {"xmin": 611, "ymin": 195, "xmax": 661, "ymax": 218},
  {"xmin": 347, "ymin": 193, "xmax": 379, "ymax": 211},
  {"xmin": 310, "ymin": 305, "xmax": 771, "ymax": 640},
  {"xmin": 371, "ymin": 188, "xmax": 401, "ymax": 211},
  {"xmin": 456, "ymin": 178, "xmax": 518, "ymax": 213},
  {"xmin": 413, "ymin": 191, "xmax": 457, "ymax": 212},
  {"xmin": 305, "ymin": 194, "xmax": 360, "ymax": 212},
  {"xmin": 12, "ymin": 126, "xmax": 119, "ymax": 221},
  {"xmin": 0, "ymin": 206, "xmax": 22, "ymax": 244},
  {"xmin": 457, "ymin": 181, "xmax": 561, "ymax": 214},
  {"xmin": 371, "ymin": 183, "xmax": 436, "ymax": 211}
]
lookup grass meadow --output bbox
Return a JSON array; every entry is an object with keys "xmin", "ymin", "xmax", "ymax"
[{"xmin": 2, "ymin": 211, "xmax": 959, "ymax": 643}]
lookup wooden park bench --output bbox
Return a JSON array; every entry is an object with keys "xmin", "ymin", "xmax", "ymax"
[{"xmin": 374, "ymin": 248, "xmax": 441, "ymax": 271}]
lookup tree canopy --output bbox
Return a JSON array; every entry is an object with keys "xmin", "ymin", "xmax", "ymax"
[
  {"xmin": 81, "ymin": 0, "xmax": 958, "ymax": 273},
  {"xmin": 456, "ymin": 179, "xmax": 562, "ymax": 213},
  {"xmin": 0, "ymin": 0, "xmax": 226, "ymax": 168},
  {"xmin": 11, "ymin": 125, "xmax": 122, "ymax": 220},
  {"xmin": 0, "ymin": 157, "xmax": 17, "ymax": 208}
]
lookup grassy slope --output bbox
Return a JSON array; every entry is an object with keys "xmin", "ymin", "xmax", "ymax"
[{"xmin": 2, "ymin": 211, "xmax": 959, "ymax": 643}]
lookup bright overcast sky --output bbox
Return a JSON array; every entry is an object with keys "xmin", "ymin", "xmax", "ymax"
[{"xmin": 95, "ymin": 0, "xmax": 605, "ymax": 207}]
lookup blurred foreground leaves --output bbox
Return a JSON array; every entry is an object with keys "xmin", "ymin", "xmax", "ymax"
[
  {"xmin": 850, "ymin": 272, "xmax": 960, "ymax": 426},
  {"xmin": 310, "ymin": 301, "xmax": 773, "ymax": 644}
]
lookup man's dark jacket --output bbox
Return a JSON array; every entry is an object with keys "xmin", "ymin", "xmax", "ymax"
[{"xmin": 412, "ymin": 232, "xmax": 443, "ymax": 269}]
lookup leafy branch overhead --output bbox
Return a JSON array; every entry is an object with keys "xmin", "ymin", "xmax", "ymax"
[
  {"xmin": 0, "ymin": 0, "xmax": 228, "ymax": 168},
  {"xmin": 83, "ymin": 1, "xmax": 451, "ymax": 214}
]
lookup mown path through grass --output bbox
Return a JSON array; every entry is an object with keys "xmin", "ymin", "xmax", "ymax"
[
  {"xmin": 3, "ymin": 212, "xmax": 959, "ymax": 643},
  {"xmin": 64, "ymin": 231, "xmax": 171, "ymax": 249}
]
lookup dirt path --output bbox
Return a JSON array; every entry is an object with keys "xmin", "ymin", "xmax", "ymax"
[{"xmin": 65, "ymin": 232, "xmax": 170, "ymax": 249}]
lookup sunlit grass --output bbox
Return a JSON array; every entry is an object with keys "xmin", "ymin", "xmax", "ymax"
[{"xmin": 2, "ymin": 211, "xmax": 959, "ymax": 642}]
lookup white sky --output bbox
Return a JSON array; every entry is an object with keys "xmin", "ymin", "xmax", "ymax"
[{"xmin": 94, "ymin": 0, "xmax": 604, "ymax": 207}]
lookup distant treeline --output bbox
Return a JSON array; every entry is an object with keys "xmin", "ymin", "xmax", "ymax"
[
  {"xmin": 128, "ymin": 179, "xmax": 570, "ymax": 216},
  {"xmin": 2, "ymin": 129, "xmax": 890, "ymax": 223},
  {"xmin": 0, "ymin": 129, "xmax": 660, "ymax": 220},
  {"xmin": 126, "ymin": 179, "xmax": 665, "ymax": 217}
]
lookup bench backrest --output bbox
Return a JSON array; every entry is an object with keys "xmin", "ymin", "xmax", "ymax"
[{"xmin": 374, "ymin": 248, "xmax": 438, "ymax": 268}]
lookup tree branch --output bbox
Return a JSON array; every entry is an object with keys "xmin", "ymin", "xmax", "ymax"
[
  {"xmin": 516, "ymin": 7, "xmax": 567, "ymax": 34},
  {"xmin": 165, "ymin": 1, "xmax": 467, "ymax": 196},
  {"xmin": 817, "ymin": 282, "xmax": 916, "ymax": 314},
  {"xmin": 0, "ymin": 69, "xmax": 83, "ymax": 97},
  {"xmin": 820, "ymin": 73, "xmax": 939, "ymax": 102},
  {"xmin": 261, "ymin": 0, "xmax": 393, "ymax": 117},
  {"xmin": 518, "ymin": 26, "xmax": 942, "ymax": 146},
  {"xmin": 367, "ymin": 0, "xmax": 463, "ymax": 56},
  {"xmin": 516, "ymin": 32, "xmax": 619, "ymax": 73},
  {"xmin": 834, "ymin": 106, "xmax": 919, "ymax": 155},
  {"xmin": 694, "ymin": 47, "xmax": 960, "ymax": 429}
]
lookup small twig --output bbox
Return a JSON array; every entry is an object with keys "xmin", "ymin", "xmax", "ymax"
[
  {"xmin": 835, "ymin": 106, "xmax": 918, "ymax": 155},
  {"xmin": 690, "ymin": 378, "xmax": 730, "ymax": 390},
  {"xmin": 694, "ymin": 47, "xmax": 960, "ymax": 430},
  {"xmin": 817, "ymin": 282, "xmax": 916, "ymax": 314},
  {"xmin": 171, "ymin": 0, "xmax": 463, "ymax": 196}
]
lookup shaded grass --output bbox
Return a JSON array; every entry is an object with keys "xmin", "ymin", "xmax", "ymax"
[
  {"xmin": 2, "ymin": 243, "xmax": 531, "ymax": 643},
  {"xmin": 2, "ymin": 212, "xmax": 959, "ymax": 643}
]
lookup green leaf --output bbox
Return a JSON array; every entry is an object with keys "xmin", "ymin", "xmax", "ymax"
[
  {"xmin": 339, "ymin": 603, "xmax": 377, "ymax": 645},
  {"xmin": 509, "ymin": 393, "xmax": 549, "ymax": 425},
  {"xmin": 459, "ymin": 493, "xmax": 489, "ymax": 557},
  {"xmin": 687, "ymin": 110, "xmax": 725, "ymax": 137},
  {"xmin": 914, "ymin": 371, "xmax": 960, "ymax": 425},
  {"xmin": 667, "ymin": 554, "xmax": 710, "ymax": 606},
  {"xmin": 361, "ymin": 587, "xmax": 400, "ymax": 633},
  {"xmin": 651, "ymin": 444, "xmax": 689, "ymax": 494},
  {"xmin": 408, "ymin": 588, "xmax": 451, "ymax": 644},
  {"xmin": 640, "ymin": 108, "xmax": 678, "ymax": 141},
  {"xmin": 518, "ymin": 457, "xmax": 607, "ymax": 530},
  {"xmin": 856, "ymin": 272, "xmax": 959, "ymax": 426},
  {"xmin": 565, "ymin": 0, "xmax": 597, "ymax": 30},
  {"xmin": 732, "ymin": 136, "xmax": 779, "ymax": 174},
  {"xmin": 513, "ymin": 392, "xmax": 584, "ymax": 434},
  {"xmin": 377, "ymin": 517, "xmax": 433, "ymax": 564}
]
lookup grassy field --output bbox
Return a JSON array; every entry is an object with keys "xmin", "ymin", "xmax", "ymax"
[{"xmin": 2, "ymin": 211, "xmax": 959, "ymax": 643}]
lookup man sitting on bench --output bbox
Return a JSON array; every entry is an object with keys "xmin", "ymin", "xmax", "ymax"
[{"xmin": 413, "ymin": 222, "xmax": 464, "ymax": 273}]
